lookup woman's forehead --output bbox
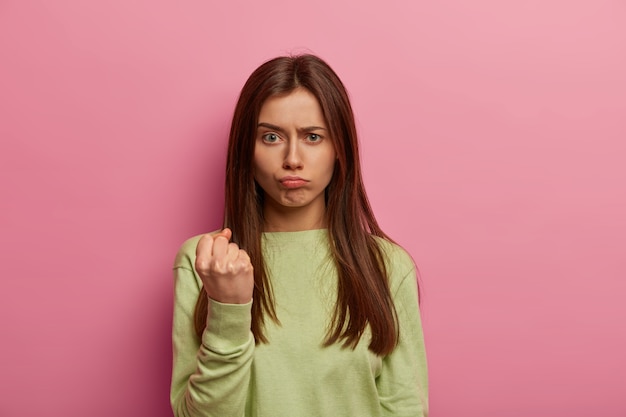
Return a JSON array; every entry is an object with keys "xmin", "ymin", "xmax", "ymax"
[{"xmin": 258, "ymin": 88, "xmax": 327, "ymax": 129}]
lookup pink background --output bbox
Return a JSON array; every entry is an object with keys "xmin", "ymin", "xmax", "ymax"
[{"xmin": 1, "ymin": 0, "xmax": 624, "ymax": 416}]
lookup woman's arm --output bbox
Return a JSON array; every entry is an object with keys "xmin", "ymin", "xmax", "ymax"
[
  {"xmin": 377, "ymin": 244, "xmax": 429, "ymax": 417},
  {"xmin": 170, "ymin": 236, "xmax": 254, "ymax": 417}
]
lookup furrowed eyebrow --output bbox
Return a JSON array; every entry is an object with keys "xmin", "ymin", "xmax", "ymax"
[
  {"xmin": 257, "ymin": 122, "xmax": 327, "ymax": 134},
  {"xmin": 299, "ymin": 126, "xmax": 327, "ymax": 133},
  {"xmin": 257, "ymin": 122, "xmax": 286, "ymax": 134}
]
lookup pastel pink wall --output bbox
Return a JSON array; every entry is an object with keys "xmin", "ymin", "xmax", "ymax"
[{"xmin": 1, "ymin": 0, "xmax": 624, "ymax": 416}]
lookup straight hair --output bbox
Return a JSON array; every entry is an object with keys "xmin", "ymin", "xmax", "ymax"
[{"xmin": 194, "ymin": 54, "xmax": 401, "ymax": 355}]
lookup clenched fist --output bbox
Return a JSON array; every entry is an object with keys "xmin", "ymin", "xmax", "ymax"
[{"xmin": 195, "ymin": 228, "xmax": 254, "ymax": 304}]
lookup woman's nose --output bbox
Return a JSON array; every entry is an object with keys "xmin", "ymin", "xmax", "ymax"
[{"xmin": 283, "ymin": 141, "xmax": 303, "ymax": 170}]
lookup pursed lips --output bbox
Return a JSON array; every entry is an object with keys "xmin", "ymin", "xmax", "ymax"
[{"xmin": 279, "ymin": 176, "xmax": 309, "ymax": 189}]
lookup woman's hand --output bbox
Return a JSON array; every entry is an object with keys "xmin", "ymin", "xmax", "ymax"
[{"xmin": 194, "ymin": 228, "xmax": 254, "ymax": 304}]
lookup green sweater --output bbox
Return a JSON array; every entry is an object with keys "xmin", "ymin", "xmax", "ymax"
[{"xmin": 171, "ymin": 229, "xmax": 428, "ymax": 417}]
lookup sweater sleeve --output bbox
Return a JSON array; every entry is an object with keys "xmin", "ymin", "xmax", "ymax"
[
  {"xmin": 377, "ymin": 246, "xmax": 429, "ymax": 417},
  {"xmin": 170, "ymin": 236, "xmax": 255, "ymax": 417}
]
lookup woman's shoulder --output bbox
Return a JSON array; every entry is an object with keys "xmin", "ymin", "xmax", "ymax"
[
  {"xmin": 371, "ymin": 236, "xmax": 417, "ymax": 289},
  {"xmin": 372, "ymin": 235, "xmax": 414, "ymax": 265}
]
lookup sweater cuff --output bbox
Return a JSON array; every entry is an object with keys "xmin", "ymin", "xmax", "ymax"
[{"xmin": 203, "ymin": 298, "xmax": 253, "ymax": 351}]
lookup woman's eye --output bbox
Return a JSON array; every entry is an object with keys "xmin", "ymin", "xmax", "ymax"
[
  {"xmin": 262, "ymin": 133, "xmax": 279, "ymax": 143},
  {"xmin": 307, "ymin": 133, "xmax": 322, "ymax": 142}
]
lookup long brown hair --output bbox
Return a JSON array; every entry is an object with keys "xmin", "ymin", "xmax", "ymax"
[{"xmin": 195, "ymin": 54, "xmax": 400, "ymax": 355}]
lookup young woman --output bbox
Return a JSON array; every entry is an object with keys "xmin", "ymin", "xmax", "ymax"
[{"xmin": 171, "ymin": 54, "xmax": 428, "ymax": 417}]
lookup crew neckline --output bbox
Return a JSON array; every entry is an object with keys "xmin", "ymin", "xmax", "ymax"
[{"xmin": 262, "ymin": 228, "xmax": 329, "ymax": 245}]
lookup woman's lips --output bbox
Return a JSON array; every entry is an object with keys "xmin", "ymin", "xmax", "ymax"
[{"xmin": 279, "ymin": 176, "xmax": 308, "ymax": 189}]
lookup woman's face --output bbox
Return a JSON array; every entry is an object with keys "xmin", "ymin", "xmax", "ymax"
[{"xmin": 253, "ymin": 88, "xmax": 336, "ymax": 228}]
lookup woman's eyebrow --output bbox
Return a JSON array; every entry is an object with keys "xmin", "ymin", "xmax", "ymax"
[
  {"xmin": 257, "ymin": 122, "xmax": 327, "ymax": 133},
  {"xmin": 298, "ymin": 126, "xmax": 327, "ymax": 132},
  {"xmin": 257, "ymin": 122, "xmax": 285, "ymax": 134}
]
